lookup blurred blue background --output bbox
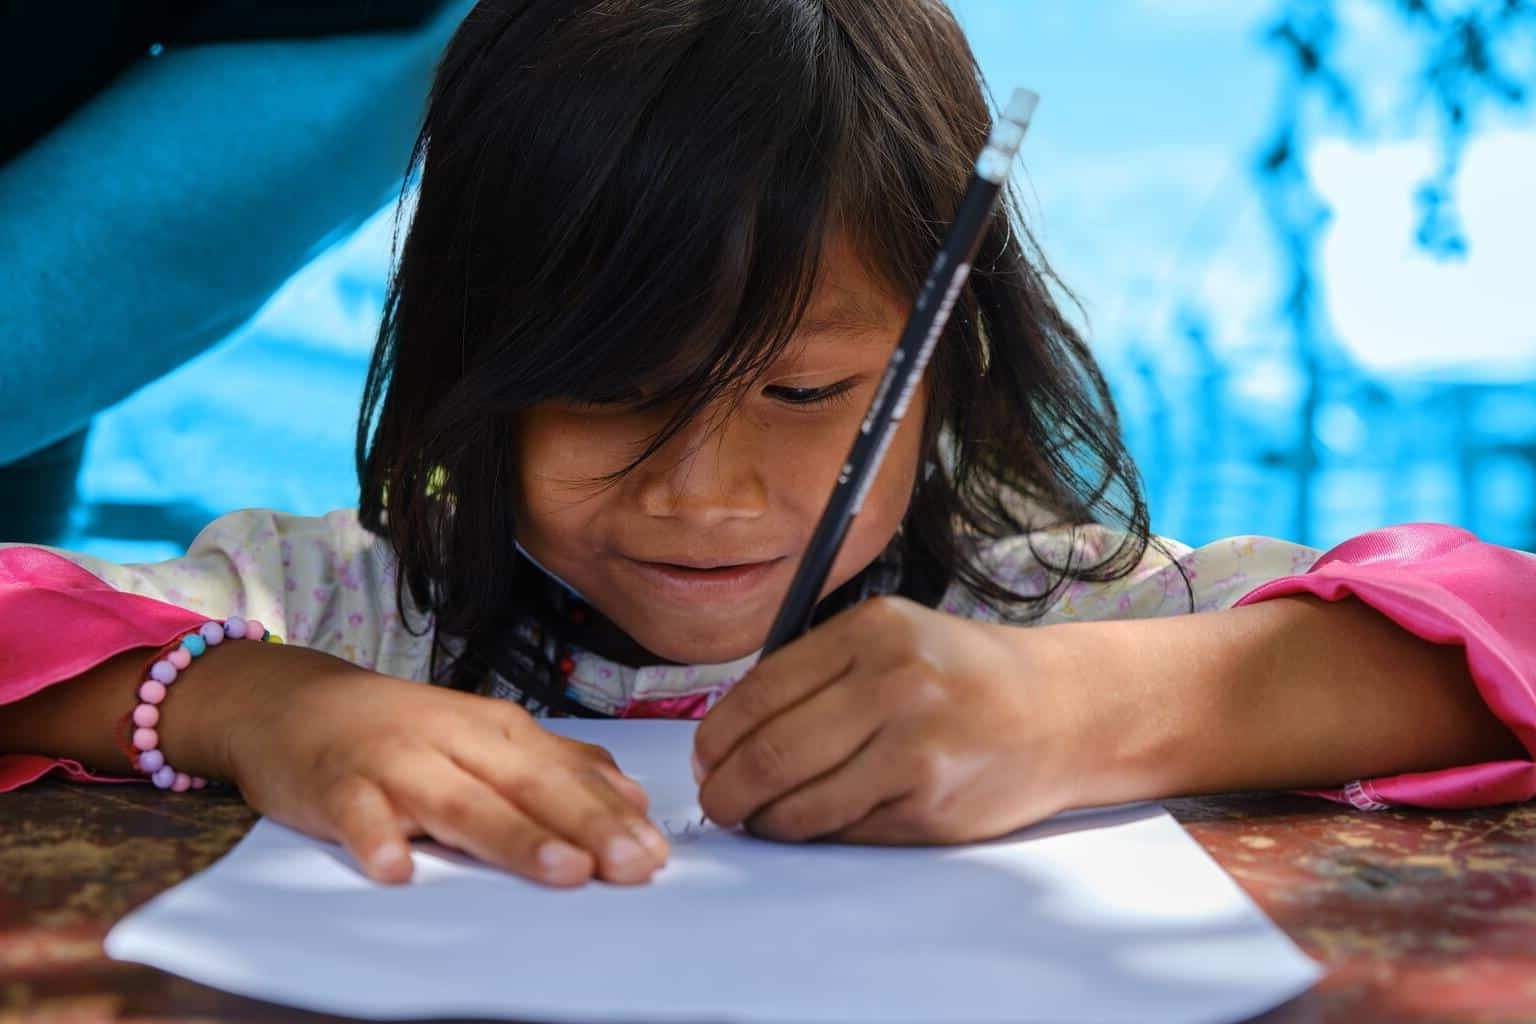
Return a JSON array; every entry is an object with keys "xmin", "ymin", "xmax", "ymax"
[{"xmin": 55, "ymin": 1, "xmax": 1536, "ymax": 562}]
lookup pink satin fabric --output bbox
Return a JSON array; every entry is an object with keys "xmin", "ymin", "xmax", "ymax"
[{"xmin": 3, "ymin": 523, "xmax": 1532, "ymax": 806}]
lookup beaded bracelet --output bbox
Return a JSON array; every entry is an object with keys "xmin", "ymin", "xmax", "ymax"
[{"xmin": 121, "ymin": 616, "xmax": 283, "ymax": 791}]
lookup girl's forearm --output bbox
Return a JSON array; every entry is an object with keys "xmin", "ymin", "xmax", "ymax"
[
  {"xmin": 0, "ymin": 641, "xmax": 367, "ymax": 784},
  {"xmin": 1043, "ymin": 596, "xmax": 1527, "ymax": 805}
]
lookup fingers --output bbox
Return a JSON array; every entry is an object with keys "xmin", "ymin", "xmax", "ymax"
[
  {"xmin": 826, "ymin": 794, "xmax": 933, "ymax": 846},
  {"xmin": 694, "ymin": 608, "xmax": 863, "ymax": 779},
  {"xmin": 386, "ymin": 756, "xmax": 600, "ymax": 887},
  {"xmin": 322, "ymin": 775, "xmax": 416, "ymax": 885},
  {"xmin": 744, "ymin": 730, "xmax": 908, "ymax": 842},
  {"xmin": 595, "ymin": 763, "xmax": 651, "ymax": 813},
  {"xmin": 570, "ymin": 739, "xmax": 651, "ymax": 813},
  {"xmin": 455, "ymin": 735, "xmax": 668, "ymax": 884},
  {"xmin": 321, "ymin": 749, "xmax": 664, "ymax": 888},
  {"xmin": 535, "ymin": 764, "xmax": 671, "ymax": 883},
  {"xmin": 698, "ymin": 680, "xmax": 879, "ymax": 829}
]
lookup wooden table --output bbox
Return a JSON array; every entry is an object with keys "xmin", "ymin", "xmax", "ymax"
[{"xmin": 3, "ymin": 782, "xmax": 1534, "ymax": 1023}]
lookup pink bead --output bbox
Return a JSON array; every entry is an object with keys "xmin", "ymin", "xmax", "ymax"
[
  {"xmin": 152, "ymin": 765, "xmax": 176, "ymax": 789},
  {"xmin": 138, "ymin": 680, "xmax": 167, "ymax": 705},
  {"xmin": 200, "ymin": 621, "xmax": 224, "ymax": 646},
  {"xmin": 132, "ymin": 727, "xmax": 159, "ymax": 752},
  {"xmin": 168, "ymin": 647, "xmax": 192, "ymax": 670},
  {"xmin": 244, "ymin": 619, "xmax": 265, "ymax": 640},
  {"xmin": 150, "ymin": 660, "xmax": 177, "ymax": 684},
  {"xmin": 132, "ymin": 704, "xmax": 160, "ymax": 728},
  {"xmin": 171, "ymin": 772, "xmax": 192, "ymax": 792},
  {"xmin": 191, "ymin": 777, "xmax": 208, "ymax": 789},
  {"xmin": 138, "ymin": 749, "xmax": 165, "ymax": 773}
]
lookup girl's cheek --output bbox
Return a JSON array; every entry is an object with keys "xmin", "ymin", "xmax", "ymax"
[
  {"xmin": 526, "ymin": 409, "xmax": 651, "ymax": 481},
  {"xmin": 514, "ymin": 411, "xmax": 616, "ymax": 536}
]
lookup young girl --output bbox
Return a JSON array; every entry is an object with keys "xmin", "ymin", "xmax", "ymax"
[{"xmin": 3, "ymin": 0, "xmax": 1532, "ymax": 891}]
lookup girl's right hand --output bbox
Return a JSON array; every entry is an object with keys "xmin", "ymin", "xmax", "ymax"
[{"xmin": 219, "ymin": 653, "xmax": 669, "ymax": 887}]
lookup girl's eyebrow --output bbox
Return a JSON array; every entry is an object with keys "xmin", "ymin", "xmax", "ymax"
[{"xmin": 797, "ymin": 295, "xmax": 899, "ymax": 339}]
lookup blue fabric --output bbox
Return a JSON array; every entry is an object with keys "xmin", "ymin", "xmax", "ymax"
[{"xmin": 0, "ymin": 2, "xmax": 470, "ymax": 464}]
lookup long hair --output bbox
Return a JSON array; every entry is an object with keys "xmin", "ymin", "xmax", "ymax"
[{"xmin": 357, "ymin": 0, "xmax": 1162, "ymax": 698}]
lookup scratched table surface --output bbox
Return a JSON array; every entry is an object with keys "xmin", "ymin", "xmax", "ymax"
[{"xmin": 2, "ymin": 782, "xmax": 1534, "ymax": 1023}]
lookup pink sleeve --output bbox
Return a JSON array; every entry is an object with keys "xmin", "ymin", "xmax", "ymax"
[
  {"xmin": 0, "ymin": 545, "xmax": 207, "ymax": 791},
  {"xmin": 1233, "ymin": 523, "xmax": 1536, "ymax": 809}
]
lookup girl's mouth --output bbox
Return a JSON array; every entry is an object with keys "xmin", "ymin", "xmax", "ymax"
[{"xmin": 623, "ymin": 557, "xmax": 786, "ymax": 603}]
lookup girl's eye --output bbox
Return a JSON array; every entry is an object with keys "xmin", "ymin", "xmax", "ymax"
[{"xmin": 763, "ymin": 379, "xmax": 858, "ymax": 408}]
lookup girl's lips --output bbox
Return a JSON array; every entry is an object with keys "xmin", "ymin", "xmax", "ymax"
[{"xmin": 623, "ymin": 557, "xmax": 786, "ymax": 603}]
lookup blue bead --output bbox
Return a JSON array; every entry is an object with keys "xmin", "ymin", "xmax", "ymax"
[{"xmin": 182, "ymin": 634, "xmax": 207, "ymax": 657}]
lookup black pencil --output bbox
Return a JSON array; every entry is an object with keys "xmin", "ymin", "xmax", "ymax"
[{"xmin": 760, "ymin": 88, "xmax": 1039, "ymax": 656}]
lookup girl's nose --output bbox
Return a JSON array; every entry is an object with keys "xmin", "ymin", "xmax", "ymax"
[{"xmin": 633, "ymin": 410, "xmax": 768, "ymax": 527}]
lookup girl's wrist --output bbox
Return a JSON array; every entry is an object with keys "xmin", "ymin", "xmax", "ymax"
[
  {"xmin": 1006, "ymin": 616, "xmax": 1234, "ymax": 809},
  {"xmin": 144, "ymin": 631, "xmax": 276, "ymax": 785},
  {"xmin": 216, "ymin": 643, "xmax": 396, "ymax": 792},
  {"xmin": 146, "ymin": 634, "xmax": 348, "ymax": 786},
  {"xmin": 125, "ymin": 620, "xmax": 263, "ymax": 790}
]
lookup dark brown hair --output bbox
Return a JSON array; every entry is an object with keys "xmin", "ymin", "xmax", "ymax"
[{"xmin": 357, "ymin": 0, "xmax": 1164, "ymax": 695}]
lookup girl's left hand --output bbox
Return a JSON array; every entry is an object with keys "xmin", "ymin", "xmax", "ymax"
[{"xmin": 692, "ymin": 596, "xmax": 1095, "ymax": 845}]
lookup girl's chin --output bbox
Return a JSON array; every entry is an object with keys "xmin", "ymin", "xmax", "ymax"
[{"xmin": 631, "ymin": 625, "xmax": 766, "ymax": 667}]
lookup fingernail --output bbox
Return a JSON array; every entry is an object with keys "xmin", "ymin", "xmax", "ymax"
[
  {"xmin": 607, "ymin": 835, "xmax": 645, "ymax": 868},
  {"xmin": 538, "ymin": 839, "xmax": 585, "ymax": 875},
  {"xmin": 691, "ymin": 750, "xmax": 705, "ymax": 784}
]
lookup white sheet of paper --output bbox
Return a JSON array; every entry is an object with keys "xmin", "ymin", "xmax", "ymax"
[{"xmin": 105, "ymin": 721, "xmax": 1319, "ymax": 1023}]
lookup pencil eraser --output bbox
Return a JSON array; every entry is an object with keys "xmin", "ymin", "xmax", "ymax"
[{"xmin": 1004, "ymin": 88, "xmax": 1039, "ymax": 127}]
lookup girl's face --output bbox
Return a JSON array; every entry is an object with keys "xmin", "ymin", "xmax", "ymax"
[{"xmin": 515, "ymin": 239, "xmax": 925, "ymax": 664}]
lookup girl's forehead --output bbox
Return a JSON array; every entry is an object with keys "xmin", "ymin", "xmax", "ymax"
[
  {"xmin": 798, "ymin": 288, "xmax": 901, "ymax": 341},
  {"xmin": 799, "ymin": 239, "xmax": 906, "ymax": 342},
  {"xmin": 619, "ymin": 239, "xmax": 900, "ymax": 393}
]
